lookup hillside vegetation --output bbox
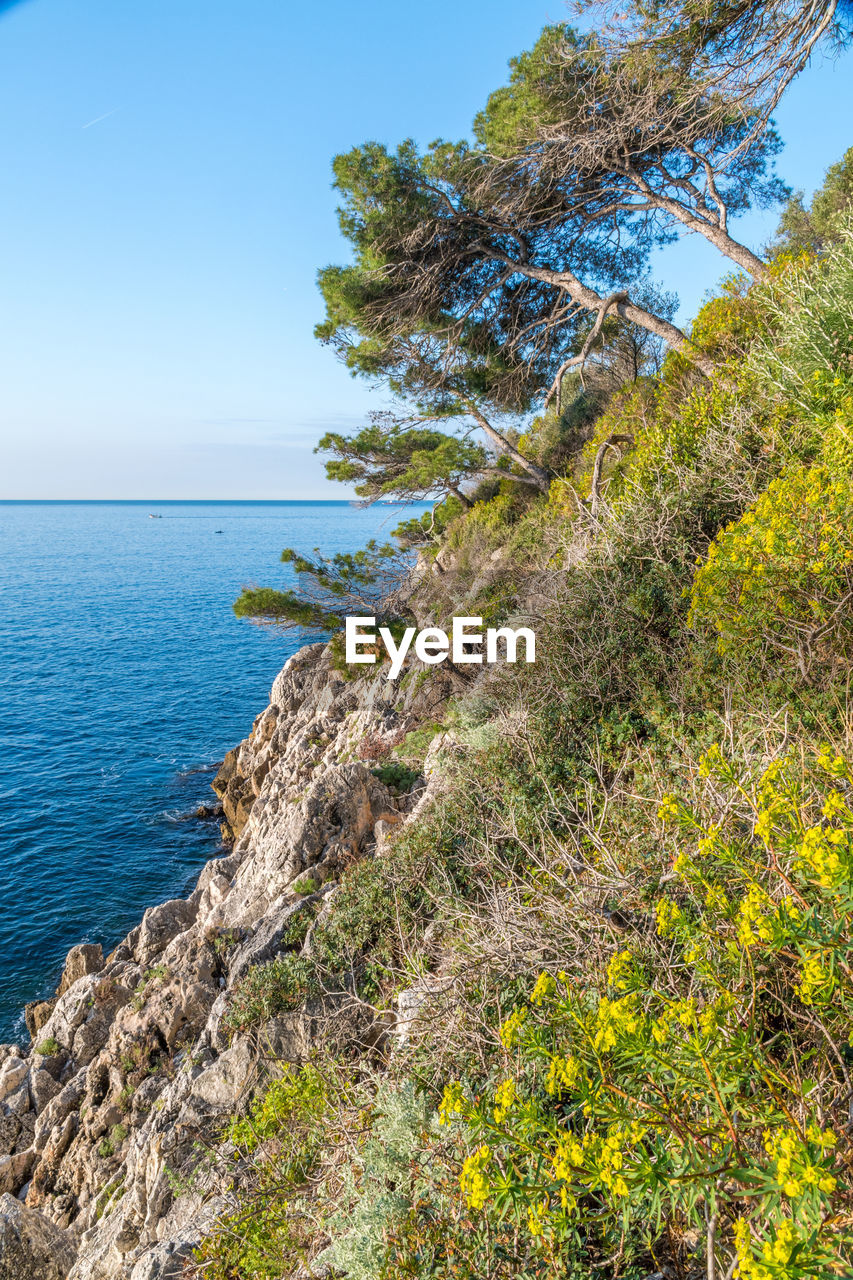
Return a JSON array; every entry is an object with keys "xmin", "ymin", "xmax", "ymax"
[
  {"xmin": 199, "ymin": 189, "xmax": 853, "ymax": 1280},
  {"xmin": 199, "ymin": 10, "xmax": 853, "ymax": 1279}
]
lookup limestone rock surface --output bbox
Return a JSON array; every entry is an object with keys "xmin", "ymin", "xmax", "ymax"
[
  {"xmin": 0, "ymin": 641, "xmax": 452, "ymax": 1279},
  {"xmin": 0, "ymin": 1193, "xmax": 75, "ymax": 1280}
]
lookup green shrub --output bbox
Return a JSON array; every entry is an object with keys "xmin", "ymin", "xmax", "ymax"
[
  {"xmin": 371, "ymin": 761, "xmax": 422, "ymax": 793},
  {"xmin": 290, "ymin": 874, "xmax": 319, "ymax": 896},
  {"xmin": 35, "ymin": 1036, "xmax": 60, "ymax": 1057},
  {"xmin": 319, "ymin": 1082, "xmax": 433, "ymax": 1280},
  {"xmin": 192, "ymin": 1196, "xmax": 304, "ymax": 1280},
  {"xmin": 228, "ymin": 1065, "xmax": 327, "ymax": 1157},
  {"xmin": 395, "ymin": 722, "xmax": 445, "ymax": 765},
  {"xmin": 195, "ymin": 1067, "xmax": 332, "ymax": 1279},
  {"xmin": 754, "ymin": 216, "xmax": 853, "ymax": 432},
  {"xmin": 223, "ymin": 954, "xmax": 319, "ymax": 1035},
  {"xmin": 689, "ymin": 463, "xmax": 853, "ymax": 677},
  {"xmin": 438, "ymin": 745, "xmax": 853, "ymax": 1279}
]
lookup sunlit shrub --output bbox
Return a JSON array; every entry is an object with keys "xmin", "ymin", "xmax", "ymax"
[
  {"xmin": 438, "ymin": 746, "xmax": 853, "ymax": 1279},
  {"xmin": 228, "ymin": 1065, "xmax": 327, "ymax": 1155},
  {"xmin": 193, "ymin": 1067, "xmax": 329, "ymax": 1279},
  {"xmin": 752, "ymin": 218, "xmax": 853, "ymax": 427},
  {"xmin": 688, "ymin": 464, "xmax": 853, "ymax": 676},
  {"xmin": 223, "ymin": 953, "xmax": 319, "ymax": 1034}
]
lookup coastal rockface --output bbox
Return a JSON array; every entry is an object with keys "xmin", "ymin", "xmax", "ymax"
[{"xmin": 0, "ymin": 643, "xmax": 452, "ymax": 1280}]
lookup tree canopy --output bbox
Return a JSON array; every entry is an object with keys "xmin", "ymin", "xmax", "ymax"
[
  {"xmin": 317, "ymin": 130, "xmax": 712, "ymax": 426},
  {"xmin": 239, "ymin": 0, "xmax": 849, "ymax": 632},
  {"xmin": 773, "ymin": 146, "xmax": 853, "ymax": 256},
  {"xmin": 234, "ymin": 541, "xmax": 414, "ymax": 632},
  {"xmin": 575, "ymin": 0, "xmax": 851, "ymax": 130},
  {"xmin": 318, "ymin": 412, "xmax": 490, "ymax": 508},
  {"xmin": 474, "ymin": 23, "xmax": 788, "ymax": 278}
]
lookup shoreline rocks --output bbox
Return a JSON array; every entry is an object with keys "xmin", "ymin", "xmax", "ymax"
[{"xmin": 0, "ymin": 640, "xmax": 451, "ymax": 1278}]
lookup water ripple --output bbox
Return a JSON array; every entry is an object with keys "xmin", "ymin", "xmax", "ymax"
[{"xmin": 0, "ymin": 499, "xmax": 422, "ymax": 1037}]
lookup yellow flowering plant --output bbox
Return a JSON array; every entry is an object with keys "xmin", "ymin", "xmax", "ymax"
[
  {"xmin": 438, "ymin": 745, "xmax": 853, "ymax": 1278},
  {"xmin": 688, "ymin": 463, "xmax": 853, "ymax": 678}
]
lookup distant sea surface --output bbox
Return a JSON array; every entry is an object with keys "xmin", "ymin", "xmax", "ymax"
[{"xmin": 0, "ymin": 500, "xmax": 422, "ymax": 1040}]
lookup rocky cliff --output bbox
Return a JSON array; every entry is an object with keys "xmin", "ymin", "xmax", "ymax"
[{"xmin": 0, "ymin": 642, "xmax": 452, "ymax": 1280}]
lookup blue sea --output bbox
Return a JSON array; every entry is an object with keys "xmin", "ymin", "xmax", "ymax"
[{"xmin": 0, "ymin": 500, "xmax": 421, "ymax": 1041}]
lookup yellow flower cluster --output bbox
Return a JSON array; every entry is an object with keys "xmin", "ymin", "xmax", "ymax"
[
  {"xmin": 822, "ymin": 787, "xmax": 851, "ymax": 820},
  {"xmin": 550, "ymin": 1132, "xmax": 585, "ymax": 1183},
  {"xmin": 526, "ymin": 1201, "xmax": 546, "ymax": 1236},
  {"xmin": 650, "ymin": 997, "xmax": 696, "ymax": 1046},
  {"xmin": 589, "ymin": 1122, "xmax": 646, "ymax": 1200},
  {"xmin": 606, "ymin": 950, "xmax": 633, "ymax": 991},
  {"xmin": 545, "ymin": 1054, "xmax": 580, "ymax": 1097},
  {"xmin": 655, "ymin": 898, "xmax": 684, "ymax": 937},
  {"xmin": 460, "ymin": 1145, "xmax": 491, "ymax": 1210},
  {"xmin": 492, "ymin": 1078, "xmax": 516, "ymax": 1124},
  {"xmin": 498, "ymin": 1005, "xmax": 527, "ymax": 1049},
  {"xmin": 651, "ymin": 1009, "xmax": 673, "ymax": 1045},
  {"xmin": 530, "ymin": 971, "xmax": 557, "ymax": 1006},
  {"xmin": 698, "ymin": 743, "xmax": 726, "ymax": 778},
  {"xmin": 688, "ymin": 464, "xmax": 853, "ymax": 662},
  {"xmin": 648, "ymin": 993, "xmax": 696, "ymax": 1044},
  {"xmin": 657, "ymin": 793, "xmax": 680, "ymax": 822},
  {"xmin": 672, "ymin": 848, "xmax": 693, "ymax": 877},
  {"xmin": 592, "ymin": 995, "xmax": 641, "ymax": 1052},
  {"xmin": 697, "ymin": 992, "xmax": 735, "ymax": 1038},
  {"xmin": 805, "ymin": 1122, "xmax": 837, "ymax": 1149},
  {"xmin": 796, "ymin": 822, "xmax": 849, "ymax": 889},
  {"xmin": 816, "ymin": 745, "xmax": 849, "ymax": 779},
  {"xmin": 755, "ymin": 763, "xmax": 796, "ymax": 845},
  {"xmin": 797, "ymin": 951, "xmax": 833, "ymax": 1006},
  {"xmin": 596, "ymin": 1132, "xmax": 629, "ymax": 1198},
  {"xmin": 438, "ymin": 1080, "xmax": 466, "ymax": 1127},
  {"xmin": 736, "ymin": 884, "xmax": 777, "ymax": 947},
  {"xmin": 763, "ymin": 1126, "xmax": 837, "ymax": 1198},
  {"xmin": 704, "ymin": 883, "xmax": 729, "ymax": 914},
  {"xmin": 734, "ymin": 1217, "xmax": 803, "ymax": 1280}
]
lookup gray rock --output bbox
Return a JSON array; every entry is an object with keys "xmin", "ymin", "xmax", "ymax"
[
  {"xmin": 132, "ymin": 900, "xmax": 197, "ymax": 965},
  {"xmin": 0, "ymin": 1191, "xmax": 76, "ymax": 1280},
  {"xmin": 0, "ymin": 1064, "xmax": 27, "ymax": 1109},
  {"xmin": 0, "ymin": 1151, "xmax": 34, "ymax": 1198},
  {"xmin": 37, "ymin": 975, "xmax": 131, "ymax": 1070},
  {"xmin": 256, "ymin": 1013, "xmax": 308, "ymax": 1064},
  {"xmin": 28, "ymin": 1051, "xmax": 65, "ymax": 1084},
  {"xmin": 57, "ymin": 945, "xmax": 103, "ymax": 997},
  {"xmin": 396, "ymin": 977, "xmax": 454, "ymax": 1047},
  {"xmin": 23, "ymin": 1002, "xmax": 54, "ymax": 1041},
  {"xmin": 190, "ymin": 1038, "xmax": 254, "ymax": 1108},
  {"xmin": 227, "ymin": 889, "xmax": 330, "ymax": 983},
  {"xmin": 127, "ymin": 1241, "xmax": 196, "ymax": 1280},
  {"xmin": 33, "ymin": 1076, "xmax": 86, "ymax": 1154},
  {"xmin": 220, "ymin": 763, "xmax": 397, "ymax": 932},
  {"xmin": 373, "ymin": 815, "xmax": 402, "ymax": 853},
  {"xmin": 0, "ymin": 1086, "xmax": 29, "ymax": 1122}
]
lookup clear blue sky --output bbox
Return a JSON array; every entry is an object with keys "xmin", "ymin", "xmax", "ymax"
[{"xmin": 0, "ymin": 1, "xmax": 850, "ymax": 499}]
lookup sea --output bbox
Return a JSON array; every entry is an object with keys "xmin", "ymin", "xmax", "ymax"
[{"xmin": 0, "ymin": 500, "xmax": 423, "ymax": 1041}]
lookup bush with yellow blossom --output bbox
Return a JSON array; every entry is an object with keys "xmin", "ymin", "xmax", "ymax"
[
  {"xmin": 688, "ymin": 464, "xmax": 853, "ymax": 677},
  {"xmin": 437, "ymin": 745, "xmax": 853, "ymax": 1279}
]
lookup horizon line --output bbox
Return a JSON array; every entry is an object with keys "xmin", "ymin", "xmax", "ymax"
[{"xmin": 0, "ymin": 497, "xmax": 427, "ymax": 504}]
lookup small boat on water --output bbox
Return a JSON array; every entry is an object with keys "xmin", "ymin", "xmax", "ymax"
[{"xmin": 148, "ymin": 514, "xmax": 162, "ymax": 519}]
